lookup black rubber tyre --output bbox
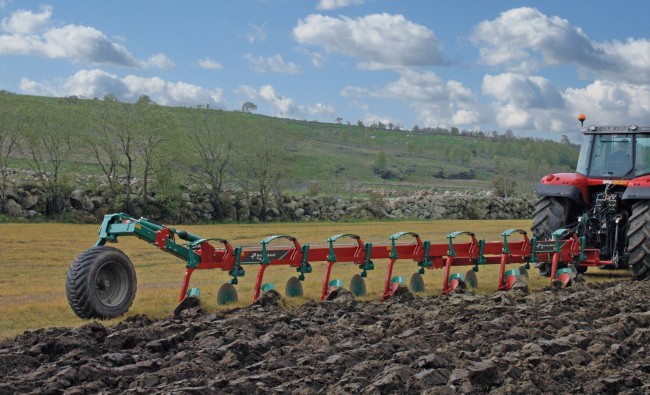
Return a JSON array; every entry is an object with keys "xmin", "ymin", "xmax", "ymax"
[
  {"xmin": 531, "ymin": 196, "xmax": 572, "ymax": 276},
  {"xmin": 531, "ymin": 196, "xmax": 572, "ymax": 239},
  {"xmin": 66, "ymin": 246, "xmax": 137, "ymax": 319},
  {"xmin": 626, "ymin": 201, "xmax": 650, "ymax": 280}
]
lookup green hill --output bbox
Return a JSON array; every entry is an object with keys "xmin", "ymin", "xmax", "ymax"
[{"xmin": 0, "ymin": 91, "xmax": 579, "ymax": 216}]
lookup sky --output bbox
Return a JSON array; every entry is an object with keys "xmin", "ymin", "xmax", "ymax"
[{"xmin": 1, "ymin": 0, "xmax": 650, "ymax": 141}]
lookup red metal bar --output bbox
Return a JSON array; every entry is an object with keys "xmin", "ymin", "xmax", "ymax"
[
  {"xmin": 321, "ymin": 260, "xmax": 336, "ymax": 300},
  {"xmin": 253, "ymin": 264, "xmax": 269, "ymax": 300},
  {"xmin": 383, "ymin": 258, "xmax": 399, "ymax": 300},
  {"xmin": 179, "ymin": 268, "xmax": 195, "ymax": 302}
]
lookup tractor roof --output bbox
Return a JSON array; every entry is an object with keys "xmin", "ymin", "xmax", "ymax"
[{"xmin": 582, "ymin": 125, "xmax": 650, "ymax": 134}]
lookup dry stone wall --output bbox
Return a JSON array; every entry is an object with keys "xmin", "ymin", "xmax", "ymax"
[{"xmin": 2, "ymin": 172, "xmax": 535, "ymax": 222}]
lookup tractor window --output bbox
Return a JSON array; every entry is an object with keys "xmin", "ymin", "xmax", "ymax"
[
  {"xmin": 576, "ymin": 135, "xmax": 592, "ymax": 175},
  {"xmin": 635, "ymin": 136, "xmax": 650, "ymax": 176},
  {"xmin": 587, "ymin": 134, "xmax": 634, "ymax": 178}
]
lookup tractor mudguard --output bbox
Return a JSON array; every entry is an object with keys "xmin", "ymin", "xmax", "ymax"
[
  {"xmin": 622, "ymin": 187, "xmax": 650, "ymax": 200},
  {"xmin": 534, "ymin": 182, "xmax": 584, "ymax": 206}
]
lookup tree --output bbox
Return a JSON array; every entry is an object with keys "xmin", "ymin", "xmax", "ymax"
[
  {"xmin": 188, "ymin": 108, "xmax": 235, "ymax": 220},
  {"xmin": 21, "ymin": 104, "xmax": 76, "ymax": 214},
  {"xmin": 560, "ymin": 135, "xmax": 571, "ymax": 144},
  {"xmin": 241, "ymin": 101, "xmax": 257, "ymax": 113},
  {"xmin": 335, "ymin": 117, "xmax": 343, "ymax": 124},
  {"xmin": 449, "ymin": 145, "xmax": 471, "ymax": 165},
  {"xmin": 86, "ymin": 100, "xmax": 122, "ymax": 196},
  {"xmin": 357, "ymin": 120, "xmax": 364, "ymax": 128},
  {"xmin": 492, "ymin": 175, "xmax": 517, "ymax": 197},
  {"xmin": 236, "ymin": 127, "xmax": 286, "ymax": 221},
  {"xmin": 134, "ymin": 97, "xmax": 175, "ymax": 215},
  {"xmin": 105, "ymin": 100, "xmax": 139, "ymax": 213},
  {"xmin": 0, "ymin": 95, "xmax": 24, "ymax": 213}
]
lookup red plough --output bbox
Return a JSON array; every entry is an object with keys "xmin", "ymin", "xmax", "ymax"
[{"xmin": 64, "ymin": 213, "xmax": 616, "ymax": 320}]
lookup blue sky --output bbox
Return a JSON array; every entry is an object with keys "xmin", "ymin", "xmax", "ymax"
[{"xmin": 1, "ymin": 0, "xmax": 649, "ymax": 140}]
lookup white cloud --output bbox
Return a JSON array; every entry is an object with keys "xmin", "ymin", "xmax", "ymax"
[
  {"xmin": 197, "ymin": 58, "xmax": 223, "ymax": 70},
  {"xmin": 481, "ymin": 73, "xmax": 650, "ymax": 132},
  {"xmin": 19, "ymin": 69, "xmax": 225, "ymax": 106},
  {"xmin": 0, "ymin": 5, "xmax": 172, "ymax": 68},
  {"xmin": 1, "ymin": 5, "xmax": 51, "ymax": 34},
  {"xmin": 235, "ymin": 84, "xmax": 334, "ymax": 118},
  {"xmin": 452, "ymin": 110, "xmax": 480, "ymax": 125},
  {"xmin": 296, "ymin": 46, "xmax": 327, "ymax": 68},
  {"xmin": 563, "ymin": 80, "xmax": 650, "ymax": 124},
  {"xmin": 342, "ymin": 70, "xmax": 480, "ymax": 128},
  {"xmin": 482, "ymin": 73, "xmax": 563, "ymax": 109},
  {"xmin": 293, "ymin": 13, "xmax": 445, "ymax": 69},
  {"xmin": 472, "ymin": 8, "xmax": 597, "ymax": 73},
  {"xmin": 482, "ymin": 73, "xmax": 566, "ymax": 130},
  {"xmin": 471, "ymin": 7, "xmax": 650, "ymax": 84},
  {"xmin": 243, "ymin": 53, "xmax": 300, "ymax": 74},
  {"xmin": 316, "ymin": 0, "xmax": 364, "ymax": 11},
  {"xmin": 246, "ymin": 23, "xmax": 267, "ymax": 44},
  {"xmin": 141, "ymin": 53, "xmax": 175, "ymax": 69},
  {"xmin": 308, "ymin": 102, "xmax": 335, "ymax": 117}
]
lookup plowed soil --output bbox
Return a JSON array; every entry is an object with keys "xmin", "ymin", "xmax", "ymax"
[{"xmin": 1, "ymin": 280, "xmax": 649, "ymax": 394}]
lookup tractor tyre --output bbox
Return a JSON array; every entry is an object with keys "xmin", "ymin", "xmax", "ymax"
[
  {"xmin": 531, "ymin": 196, "xmax": 572, "ymax": 238},
  {"xmin": 66, "ymin": 246, "xmax": 137, "ymax": 319},
  {"xmin": 531, "ymin": 196, "xmax": 572, "ymax": 277},
  {"xmin": 626, "ymin": 201, "xmax": 650, "ymax": 280}
]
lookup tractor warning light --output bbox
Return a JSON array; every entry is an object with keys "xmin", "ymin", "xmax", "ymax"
[{"xmin": 578, "ymin": 113, "xmax": 586, "ymax": 126}]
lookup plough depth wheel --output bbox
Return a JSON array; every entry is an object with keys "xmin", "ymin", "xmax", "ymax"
[{"xmin": 66, "ymin": 246, "xmax": 137, "ymax": 319}]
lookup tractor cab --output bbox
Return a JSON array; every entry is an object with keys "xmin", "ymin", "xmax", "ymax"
[{"xmin": 576, "ymin": 125, "xmax": 650, "ymax": 179}]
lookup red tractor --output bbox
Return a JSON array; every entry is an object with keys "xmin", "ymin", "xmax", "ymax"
[{"xmin": 532, "ymin": 114, "xmax": 650, "ymax": 280}]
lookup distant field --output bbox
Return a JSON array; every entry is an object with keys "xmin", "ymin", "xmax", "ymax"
[{"xmin": 0, "ymin": 219, "xmax": 630, "ymax": 340}]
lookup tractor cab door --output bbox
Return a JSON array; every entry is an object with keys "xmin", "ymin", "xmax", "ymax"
[
  {"xmin": 581, "ymin": 134, "xmax": 634, "ymax": 178},
  {"xmin": 634, "ymin": 135, "xmax": 650, "ymax": 176}
]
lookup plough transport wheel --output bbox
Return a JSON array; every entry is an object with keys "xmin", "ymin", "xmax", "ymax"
[{"xmin": 66, "ymin": 246, "xmax": 137, "ymax": 319}]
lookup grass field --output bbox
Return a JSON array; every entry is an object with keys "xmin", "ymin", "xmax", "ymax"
[{"xmin": 0, "ymin": 219, "xmax": 631, "ymax": 340}]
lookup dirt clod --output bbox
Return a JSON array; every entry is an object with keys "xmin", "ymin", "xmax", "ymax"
[{"xmin": 1, "ymin": 280, "xmax": 649, "ymax": 394}]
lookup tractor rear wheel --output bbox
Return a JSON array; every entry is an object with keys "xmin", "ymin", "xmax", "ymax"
[
  {"xmin": 531, "ymin": 196, "xmax": 573, "ymax": 276},
  {"xmin": 626, "ymin": 201, "xmax": 650, "ymax": 280},
  {"xmin": 66, "ymin": 246, "xmax": 137, "ymax": 319},
  {"xmin": 531, "ymin": 196, "xmax": 572, "ymax": 238}
]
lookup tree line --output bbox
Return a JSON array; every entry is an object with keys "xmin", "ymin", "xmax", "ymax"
[
  {"xmin": 0, "ymin": 93, "xmax": 287, "ymax": 221},
  {"xmin": 0, "ymin": 92, "xmax": 580, "ymax": 221}
]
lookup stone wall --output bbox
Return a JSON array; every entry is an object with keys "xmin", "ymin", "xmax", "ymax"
[{"xmin": 2, "ymin": 173, "xmax": 536, "ymax": 222}]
